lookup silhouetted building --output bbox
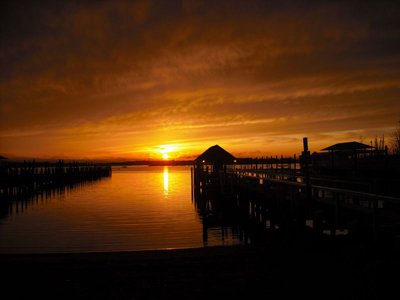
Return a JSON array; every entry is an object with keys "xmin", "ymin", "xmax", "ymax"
[
  {"xmin": 321, "ymin": 141, "xmax": 373, "ymax": 152},
  {"xmin": 195, "ymin": 145, "xmax": 235, "ymax": 172},
  {"xmin": 311, "ymin": 141, "xmax": 377, "ymax": 176}
]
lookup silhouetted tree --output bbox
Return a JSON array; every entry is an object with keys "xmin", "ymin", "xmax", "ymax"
[
  {"xmin": 391, "ymin": 120, "xmax": 400, "ymax": 154},
  {"xmin": 372, "ymin": 135, "xmax": 386, "ymax": 155}
]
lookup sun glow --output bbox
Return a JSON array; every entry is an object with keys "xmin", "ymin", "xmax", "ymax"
[{"xmin": 154, "ymin": 144, "xmax": 178, "ymax": 160}]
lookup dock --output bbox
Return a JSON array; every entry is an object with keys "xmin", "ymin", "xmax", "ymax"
[
  {"xmin": 192, "ymin": 139, "xmax": 400, "ymax": 245},
  {"xmin": 0, "ymin": 160, "xmax": 112, "ymax": 198}
]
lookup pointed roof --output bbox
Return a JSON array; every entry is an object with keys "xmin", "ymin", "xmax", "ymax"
[
  {"xmin": 322, "ymin": 141, "xmax": 373, "ymax": 151},
  {"xmin": 195, "ymin": 145, "xmax": 235, "ymax": 164}
]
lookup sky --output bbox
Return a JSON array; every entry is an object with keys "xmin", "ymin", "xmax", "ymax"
[{"xmin": 1, "ymin": 0, "xmax": 400, "ymax": 161}]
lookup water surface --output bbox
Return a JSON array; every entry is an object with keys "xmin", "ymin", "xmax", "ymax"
[{"xmin": 0, "ymin": 166, "xmax": 243, "ymax": 253}]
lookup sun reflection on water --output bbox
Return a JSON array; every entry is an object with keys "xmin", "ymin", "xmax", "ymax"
[{"xmin": 163, "ymin": 166, "xmax": 169, "ymax": 197}]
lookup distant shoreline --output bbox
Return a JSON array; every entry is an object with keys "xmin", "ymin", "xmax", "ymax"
[
  {"xmin": 0, "ymin": 159, "xmax": 195, "ymax": 167},
  {"xmin": 109, "ymin": 160, "xmax": 194, "ymax": 166}
]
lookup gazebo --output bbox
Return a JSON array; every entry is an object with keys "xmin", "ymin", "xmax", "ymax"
[
  {"xmin": 322, "ymin": 141, "xmax": 373, "ymax": 152},
  {"xmin": 195, "ymin": 145, "xmax": 235, "ymax": 172},
  {"xmin": 321, "ymin": 141, "xmax": 374, "ymax": 170}
]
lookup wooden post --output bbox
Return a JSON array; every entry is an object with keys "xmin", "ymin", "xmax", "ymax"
[
  {"xmin": 372, "ymin": 198, "xmax": 378, "ymax": 242},
  {"xmin": 331, "ymin": 193, "xmax": 339, "ymax": 237},
  {"xmin": 353, "ymin": 149, "xmax": 358, "ymax": 176},
  {"xmin": 302, "ymin": 138, "xmax": 311, "ymax": 220},
  {"xmin": 203, "ymin": 218, "xmax": 208, "ymax": 245},
  {"xmin": 302, "ymin": 137, "xmax": 310, "ymax": 188},
  {"xmin": 191, "ymin": 167, "xmax": 194, "ymax": 201}
]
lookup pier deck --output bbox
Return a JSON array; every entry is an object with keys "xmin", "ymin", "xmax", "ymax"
[{"xmin": 192, "ymin": 159, "xmax": 400, "ymax": 244}]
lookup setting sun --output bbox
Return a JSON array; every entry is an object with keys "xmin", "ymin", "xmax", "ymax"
[
  {"xmin": 1, "ymin": 2, "xmax": 399, "ymax": 297},
  {"xmin": 1, "ymin": 1, "xmax": 399, "ymax": 161},
  {"xmin": 152, "ymin": 144, "xmax": 179, "ymax": 160}
]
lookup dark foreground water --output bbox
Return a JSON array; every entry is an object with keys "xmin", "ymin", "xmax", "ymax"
[{"xmin": 0, "ymin": 166, "xmax": 243, "ymax": 253}]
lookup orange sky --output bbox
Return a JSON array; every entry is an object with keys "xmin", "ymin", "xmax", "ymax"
[{"xmin": 1, "ymin": 0, "xmax": 400, "ymax": 160}]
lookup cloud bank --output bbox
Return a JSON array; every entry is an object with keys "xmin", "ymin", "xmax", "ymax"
[{"xmin": 1, "ymin": 0, "xmax": 400, "ymax": 159}]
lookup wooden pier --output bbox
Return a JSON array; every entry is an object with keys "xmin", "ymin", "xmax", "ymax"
[
  {"xmin": 192, "ymin": 140, "xmax": 400, "ymax": 245},
  {"xmin": 0, "ymin": 161, "xmax": 112, "ymax": 198}
]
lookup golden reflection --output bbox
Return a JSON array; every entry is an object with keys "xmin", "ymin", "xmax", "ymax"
[{"xmin": 163, "ymin": 166, "xmax": 169, "ymax": 197}]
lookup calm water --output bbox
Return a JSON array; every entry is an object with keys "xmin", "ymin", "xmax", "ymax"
[{"xmin": 0, "ymin": 166, "xmax": 243, "ymax": 253}]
